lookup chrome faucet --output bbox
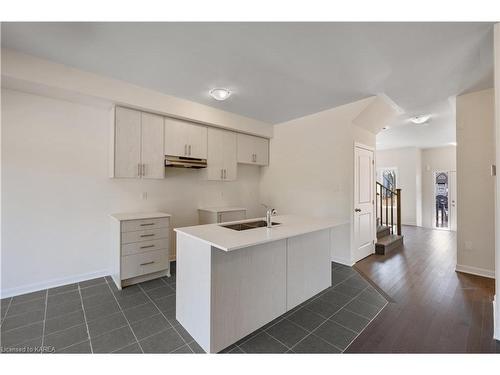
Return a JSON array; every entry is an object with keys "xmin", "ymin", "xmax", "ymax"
[{"xmin": 262, "ymin": 204, "xmax": 277, "ymax": 228}]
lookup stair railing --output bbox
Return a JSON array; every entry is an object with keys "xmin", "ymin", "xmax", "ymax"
[{"xmin": 376, "ymin": 182, "xmax": 401, "ymax": 236}]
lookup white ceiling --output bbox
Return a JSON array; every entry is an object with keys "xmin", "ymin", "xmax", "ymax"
[{"xmin": 1, "ymin": 22, "xmax": 494, "ymax": 148}]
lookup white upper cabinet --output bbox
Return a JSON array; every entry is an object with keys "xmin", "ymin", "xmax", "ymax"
[
  {"xmin": 164, "ymin": 117, "xmax": 207, "ymax": 159},
  {"xmin": 141, "ymin": 112, "xmax": 165, "ymax": 179},
  {"xmin": 237, "ymin": 134, "xmax": 269, "ymax": 166},
  {"xmin": 207, "ymin": 128, "xmax": 237, "ymax": 181},
  {"xmin": 114, "ymin": 107, "xmax": 142, "ymax": 178},
  {"xmin": 112, "ymin": 107, "xmax": 164, "ymax": 179}
]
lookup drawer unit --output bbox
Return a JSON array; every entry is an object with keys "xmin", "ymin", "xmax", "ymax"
[
  {"xmin": 121, "ymin": 217, "xmax": 169, "ymax": 232},
  {"xmin": 121, "ymin": 249, "xmax": 170, "ymax": 280},
  {"xmin": 110, "ymin": 212, "xmax": 172, "ymax": 290},
  {"xmin": 121, "ymin": 238, "xmax": 169, "ymax": 257},
  {"xmin": 121, "ymin": 227, "xmax": 168, "ymax": 244}
]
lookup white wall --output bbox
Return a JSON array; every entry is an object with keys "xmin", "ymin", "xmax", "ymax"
[
  {"xmin": 421, "ymin": 146, "xmax": 456, "ymax": 228},
  {"xmin": 259, "ymin": 98, "xmax": 376, "ymax": 265},
  {"xmin": 456, "ymin": 88, "xmax": 495, "ymax": 278},
  {"xmin": 493, "ymin": 22, "xmax": 500, "ymax": 341},
  {"xmin": 1, "ymin": 89, "xmax": 264, "ymax": 297},
  {"xmin": 376, "ymin": 147, "xmax": 422, "ymax": 226}
]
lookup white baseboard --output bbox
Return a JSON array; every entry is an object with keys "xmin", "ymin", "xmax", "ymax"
[
  {"xmin": 0, "ymin": 269, "xmax": 110, "ymax": 299},
  {"xmin": 331, "ymin": 256, "xmax": 354, "ymax": 267},
  {"xmin": 455, "ymin": 264, "xmax": 495, "ymax": 279}
]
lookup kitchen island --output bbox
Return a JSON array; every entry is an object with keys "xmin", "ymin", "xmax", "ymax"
[{"xmin": 174, "ymin": 215, "xmax": 340, "ymax": 353}]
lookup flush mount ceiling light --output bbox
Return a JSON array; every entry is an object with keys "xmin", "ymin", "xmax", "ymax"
[
  {"xmin": 209, "ymin": 88, "xmax": 231, "ymax": 101},
  {"xmin": 410, "ymin": 115, "xmax": 431, "ymax": 125}
]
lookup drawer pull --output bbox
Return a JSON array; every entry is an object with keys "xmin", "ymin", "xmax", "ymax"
[
  {"xmin": 140, "ymin": 234, "xmax": 155, "ymax": 238},
  {"xmin": 140, "ymin": 223, "xmax": 155, "ymax": 226},
  {"xmin": 140, "ymin": 244, "xmax": 155, "ymax": 249},
  {"xmin": 140, "ymin": 261, "xmax": 155, "ymax": 266}
]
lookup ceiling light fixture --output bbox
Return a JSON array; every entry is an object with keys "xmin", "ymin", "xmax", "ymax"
[
  {"xmin": 410, "ymin": 115, "xmax": 431, "ymax": 125},
  {"xmin": 209, "ymin": 88, "xmax": 231, "ymax": 101}
]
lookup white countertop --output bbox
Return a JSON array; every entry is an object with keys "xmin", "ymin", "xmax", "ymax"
[
  {"xmin": 174, "ymin": 215, "xmax": 345, "ymax": 251},
  {"xmin": 110, "ymin": 212, "xmax": 172, "ymax": 221},
  {"xmin": 198, "ymin": 206, "xmax": 247, "ymax": 213}
]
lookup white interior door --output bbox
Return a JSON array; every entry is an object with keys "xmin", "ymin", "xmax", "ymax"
[
  {"xmin": 449, "ymin": 170, "xmax": 457, "ymax": 231},
  {"xmin": 353, "ymin": 145, "xmax": 375, "ymax": 262}
]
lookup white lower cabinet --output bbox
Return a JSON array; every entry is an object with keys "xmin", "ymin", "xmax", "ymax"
[{"xmin": 110, "ymin": 212, "xmax": 172, "ymax": 289}]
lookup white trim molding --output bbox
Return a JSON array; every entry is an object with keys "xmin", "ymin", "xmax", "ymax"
[
  {"xmin": 331, "ymin": 256, "xmax": 355, "ymax": 267},
  {"xmin": 494, "ymin": 295, "xmax": 500, "ymax": 341},
  {"xmin": 0, "ymin": 269, "xmax": 110, "ymax": 299},
  {"xmin": 455, "ymin": 264, "xmax": 495, "ymax": 279}
]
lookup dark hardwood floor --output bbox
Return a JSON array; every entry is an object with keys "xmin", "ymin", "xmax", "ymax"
[{"xmin": 347, "ymin": 225, "xmax": 499, "ymax": 353}]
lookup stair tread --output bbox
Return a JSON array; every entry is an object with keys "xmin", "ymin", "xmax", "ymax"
[
  {"xmin": 377, "ymin": 225, "xmax": 391, "ymax": 233},
  {"xmin": 376, "ymin": 234, "xmax": 403, "ymax": 246}
]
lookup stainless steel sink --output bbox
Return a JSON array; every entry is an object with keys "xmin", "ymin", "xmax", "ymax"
[{"xmin": 221, "ymin": 220, "xmax": 280, "ymax": 231}]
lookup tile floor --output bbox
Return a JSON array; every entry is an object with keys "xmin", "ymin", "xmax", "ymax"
[{"xmin": 0, "ymin": 262, "xmax": 387, "ymax": 354}]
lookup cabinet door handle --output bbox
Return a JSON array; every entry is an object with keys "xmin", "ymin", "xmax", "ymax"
[
  {"xmin": 140, "ymin": 261, "xmax": 155, "ymax": 266},
  {"xmin": 188, "ymin": 144, "xmax": 191, "ymax": 155},
  {"xmin": 138, "ymin": 163, "xmax": 141, "ymax": 177},
  {"xmin": 140, "ymin": 244, "xmax": 155, "ymax": 249},
  {"xmin": 140, "ymin": 234, "xmax": 155, "ymax": 238},
  {"xmin": 140, "ymin": 223, "xmax": 155, "ymax": 226},
  {"xmin": 223, "ymin": 169, "xmax": 227, "ymax": 179},
  {"xmin": 254, "ymin": 154, "xmax": 257, "ymax": 162},
  {"xmin": 220, "ymin": 169, "xmax": 223, "ymax": 179},
  {"xmin": 142, "ymin": 163, "xmax": 146, "ymax": 176},
  {"xmin": 184, "ymin": 144, "xmax": 187, "ymax": 155}
]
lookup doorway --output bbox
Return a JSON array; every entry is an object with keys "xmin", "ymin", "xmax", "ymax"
[{"xmin": 433, "ymin": 170, "xmax": 456, "ymax": 231}]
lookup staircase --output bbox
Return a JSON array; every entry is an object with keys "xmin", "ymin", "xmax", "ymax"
[{"xmin": 375, "ymin": 182, "xmax": 404, "ymax": 255}]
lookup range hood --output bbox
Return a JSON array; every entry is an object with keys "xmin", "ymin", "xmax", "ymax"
[{"xmin": 165, "ymin": 155, "xmax": 207, "ymax": 169}]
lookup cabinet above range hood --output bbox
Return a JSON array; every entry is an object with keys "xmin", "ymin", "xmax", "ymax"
[{"xmin": 165, "ymin": 155, "xmax": 207, "ymax": 169}]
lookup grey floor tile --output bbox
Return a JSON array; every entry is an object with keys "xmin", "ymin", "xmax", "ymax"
[
  {"xmin": 57, "ymin": 340, "xmax": 92, "ymax": 353},
  {"xmin": 331, "ymin": 272, "xmax": 352, "ymax": 286},
  {"xmin": 82, "ymin": 290, "xmax": 114, "ymax": 308},
  {"xmin": 333, "ymin": 283, "xmax": 365, "ymax": 298},
  {"xmin": 188, "ymin": 340, "xmax": 205, "ymax": 353},
  {"xmin": 11, "ymin": 290, "xmax": 46, "ymax": 305},
  {"xmin": 145, "ymin": 286, "xmax": 175, "ymax": 301},
  {"xmin": 84, "ymin": 300, "xmax": 120, "ymax": 322},
  {"xmin": 154, "ymin": 295, "xmax": 176, "ymax": 318},
  {"xmin": 305, "ymin": 298, "xmax": 343, "ymax": 319},
  {"xmin": 7, "ymin": 298, "xmax": 46, "ymax": 316},
  {"xmin": 227, "ymin": 346, "xmax": 244, "ymax": 353},
  {"xmin": 79, "ymin": 277, "xmax": 107, "ymax": 289},
  {"xmin": 46, "ymin": 299, "xmax": 83, "ymax": 319},
  {"xmin": 319, "ymin": 290, "xmax": 353, "ymax": 307},
  {"xmin": 140, "ymin": 328, "xmax": 185, "ymax": 353},
  {"xmin": 47, "ymin": 290, "xmax": 81, "ymax": 305},
  {"xmin": 48, "ymin": 283, "xmax": 78, "ymax": 296},
  {"xmin": 330, "ymin": 309, "xmax": 370, "ymax": 333},
  {"xmin": 266, "ymin": 319, "xmax": 308, "ymax": 347},
  {"xmin": 1, "ymin": 309, "xmax": 45, "ymax": 332},
  {"xmin": 130, "ymin": 313, "xmax": 171, "ymax": 340},
  {"xmin": 123, "ymin": 302, "xmax": 159, "ymax": 323},
  {"xmin": 292, "ymin": 334, "xmax": 341, "ymax": 353},
  {"xmin": 139, "ymin": 278, "xmax": 167, "ymax": 291},
  {"xmin": 112, "ymin": 285, "xmax": 142, "ymax": 297},
  {"xmin": 1, "ymin": 321, "xmax": 43, "ymax": 346},
  {"xmin": 87, "ymin": 311, "xmax": 128, "ymax": 338},
  {"xmin": 91, "ymin": 326, "xmax": 136, "ymax": 353},
  {"xmin": 80, "ymin": 284, "xmax": 111, "ymax": 299},
  {"xmin": 162, "ymin": 274, "xmax": 176, "ymax": 285},
  {"xmin": 0, "ymin": 336, "xmax": 43, "ymax": 353},
  {"xmin": 357, "ymin": 288, "xmax": 387, "ymax": 308},
  {"xmin": 44, "ymin": 309, "xmax": 85, "ymax": 335},
  {"xmin": 314, "ymin": 320, "xmax": 357, "ymax": 350},
  {"xmin": 344, "ymin": 298, "xmax": 381, "ymax": 320},
  {"xmin": 287, "ymin": 308, "xmax": 325, "ymax": 331},
  {"xmin": 44, "ymin": 324, "xmax": 89, "ymax": 351},
  {"xmin": 343, "ymin": 275, "xmax": 370, "ymax": 290},
  {"xmin": 172, "ymin": 344, "xmax": 192, "ymax": 353},
  {"xmin": 114, "ymin": 342, "xmax": 142, "ymax": 353},
  {"xmin": 171, "ymin": 322, "xmax": 194, "ymax": 343},
  {"xmin": 239, "ymin": 332, "xmax": 288, "ymax": 353},
  {"xmin": 115, "ymin": 292, "xmax": 150, "ymax": 310}
]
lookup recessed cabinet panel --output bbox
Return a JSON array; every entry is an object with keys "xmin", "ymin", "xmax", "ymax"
[
  {"xmin": 237, "ymin": 133, "xmax": 269, "ymax": 166},
  {"xmin": 141, "ymin": 112, "xmax": 165, "ymax": 179},
  {"xmin": 114, "ymin": 107, "xmax": 142, "ymax": 178}
]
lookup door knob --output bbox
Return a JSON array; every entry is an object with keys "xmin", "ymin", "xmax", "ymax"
[{"xmin": 355, "ymin": 208, "xmax": 361, "ymax": 212}]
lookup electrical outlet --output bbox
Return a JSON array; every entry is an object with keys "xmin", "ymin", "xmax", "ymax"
[
  {"xmin": 140, "ymin": 192, "xmax": 148, "ymax": 200},
  {"xmin": 464, "ymin": 241, "xmax": 473, "ymax": 252}
]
